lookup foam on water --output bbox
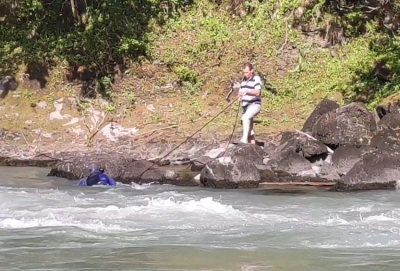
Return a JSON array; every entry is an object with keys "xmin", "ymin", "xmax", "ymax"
[
  {"xmin": 2, "ymin": 167, "xmax": 400, "ymax": 270},
  {"xmin": 2, "ymin": 184, "xmax": 400, "ymax": 249}
]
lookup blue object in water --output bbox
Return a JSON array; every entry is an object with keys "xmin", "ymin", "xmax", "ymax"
[{"xmin": 77, "ymin": 166, "xmax": 117, "ymax": 187}]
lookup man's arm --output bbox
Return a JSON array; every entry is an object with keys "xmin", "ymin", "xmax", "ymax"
[
  {"xmin": 105, "ymin": 175, "xmax": 117, "ymax": 186},
  {"xmin": 98, "ymin": 173, "xmax": 117, "ymax": 186},
  {"xmin": 240, "ymin": 76, "xmax": 262, "ymax": 97}
]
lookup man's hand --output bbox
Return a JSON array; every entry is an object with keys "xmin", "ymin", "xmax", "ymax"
[
  {"xmin": 233, "ymin": 82, "xmax": 241, "ymax": 89},
  {"xmin": 237, "ymin": 88, "xmax": 246, "ymax": 101},
  {"xmin": 239, "ymin": 88, "xmax": 247, "ymax": 95}
]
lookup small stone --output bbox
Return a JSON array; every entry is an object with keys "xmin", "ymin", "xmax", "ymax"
[
  {"xmin": 37, "ymin": 101, "xmax": 48, "ymax": 109},
  {"xmin": 164, "ymin": 170, "xmax": 178, "ymax": 180},
  {"xmin": 146, "ymin": 104, "xmax": 155, "ymax": 112},
  {"xmin": 62, "ymin": 117, "xmax": 81, "ymax": 126}
]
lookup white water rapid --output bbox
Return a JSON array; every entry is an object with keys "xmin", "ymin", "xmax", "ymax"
[{"xmin": 1, "ymin": 166, "xmax": 400, "ymax": 270}]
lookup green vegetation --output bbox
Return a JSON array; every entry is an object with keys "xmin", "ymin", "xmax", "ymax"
[{"xmin": 1, "ymin": 0, "xmax": 399, "ymax": 135}]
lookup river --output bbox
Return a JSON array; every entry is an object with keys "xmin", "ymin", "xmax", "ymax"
[{"xmin": 1, "ymin": 166, "xmax": 400, "ymax": 270}]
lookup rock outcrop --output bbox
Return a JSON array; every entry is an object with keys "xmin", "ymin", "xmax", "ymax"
[
  {"xmin": 2, "ymin": 98, "xmax": 400, "ymax": 192},
  {"xmin": 47, "ymin": 152, "xmax": 165, "ymax": 184},
  {"xmin": 195, "ymin": 99, "xmax": 400, "ymax": 191},
  {"xmin": 311, "ymin": 102, "xmax": 377, "ymax": 148}
]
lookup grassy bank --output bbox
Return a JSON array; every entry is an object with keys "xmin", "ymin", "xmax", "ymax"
[{"xmin": 1, "ymin": 0, "xmax": 399, "ymax": 140}]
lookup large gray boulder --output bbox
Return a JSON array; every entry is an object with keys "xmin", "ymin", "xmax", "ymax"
[
  {"xmin": 301, "ymin": 99, "xmax": 340, "ymax": 133},
  {"xmin": 200, "ymin": 156, "xmax": 261, "ymax": 188},
  {"xmin": 199, "ymin": 144, "xmax": 264, "ymax": 188},
  {"xmin": 312, "ymin": 102, "xmax": 377, "ymax": 147},
  {"xmin": 336, "ymin": 152, "xmax": 400, "ymax": 191}
]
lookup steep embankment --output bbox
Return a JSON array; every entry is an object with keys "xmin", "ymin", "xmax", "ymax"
[{"xmin": 1, "ymin": 0, "xmax": 399, "ymax": 145}]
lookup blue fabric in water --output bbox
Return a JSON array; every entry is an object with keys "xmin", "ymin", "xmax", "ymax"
[{"xmin": 76, "ymin": 169, "xmax": 117, "ymax": 187}]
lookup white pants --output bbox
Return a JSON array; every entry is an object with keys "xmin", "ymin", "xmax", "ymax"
[{"xmin": 241, "ymin": 103, "xmax": 261, "ymax": 138}]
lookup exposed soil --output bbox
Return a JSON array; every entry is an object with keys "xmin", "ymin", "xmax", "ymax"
[{"xmin": 0, "ymin": 57, "xmax": 310, "ymax": 151}]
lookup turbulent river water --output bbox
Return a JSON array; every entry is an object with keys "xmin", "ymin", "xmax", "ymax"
[{"xmin": 1, "ymin": 166, "xmax": 400, "ymax": 271}]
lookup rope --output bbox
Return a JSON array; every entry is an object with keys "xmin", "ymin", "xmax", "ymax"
[
  {"xmin": 220, "ymin": 101, "xmax": 241, "ymax": 159},
  {"xmin": 134, "ymin": 96, "xmax": 240, "ymax": 184}
]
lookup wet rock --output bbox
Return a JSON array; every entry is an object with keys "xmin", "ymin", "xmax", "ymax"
[
  {"xmin": 200, "ymin": 156, "xmax": 261, "ymax": 189},
  {"xmin": 266, "ymin": 150, "xmax": 315, "ymax": 177},
  {"xmin": 336, "ymin": 152, "xmax": 400, "ymax": 191},
  {"xmin": 0, "ymin": 154, "xmax": 59, "ymax": 167},
  {"xmin": 162, "ymin": 169, "xmax": 199, "ymax": 186},
  {"xmin": 0, "ymin": 134, "xmax": 226, "ymax": 171},
  {"xmin": 199, "ymin": 144, "xmax": 265, "ymax": 188},
  {"xmin": 331, "ymin": 145, "xmax": 363, "ymax": 176},
  {"xmin": 301, "ymin": 99, "xmax": 340, "ymax": 133},
  {"xmin": 259, "ymin": 167, "xmax": 336, "ymax": 184},
  {"xmin": 312, "ymin": 102, "xmax": 377, "ymax": 148},
  {"xmin": 47, "ymin": 152, "xmax": 165, "ymax": 184}
]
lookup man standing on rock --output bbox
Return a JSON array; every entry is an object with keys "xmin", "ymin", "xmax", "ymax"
[{"xmin": 234, "ymin": 62, "xmax": 263, "ymax": 144}]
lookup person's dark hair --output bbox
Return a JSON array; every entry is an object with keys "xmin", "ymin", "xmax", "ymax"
[
  {"xmin": 88, "ymin": 163, "xmax": 105, "ymax": 173},
  {"xmin": 242, "ymin": 62, "xmax": 254, "ymax": 70}
]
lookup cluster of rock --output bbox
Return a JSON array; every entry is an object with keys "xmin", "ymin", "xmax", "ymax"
[
  {"xmin": 2, "ymin": 98, "xmax": 400, "ymax": 192},
  {"xmin": 194, "ymin": 98, "xmax": 399, "ymax": 191},
  {"xmin": 34, "ymin": 99, "xmax": 400, "ymax": 192}
]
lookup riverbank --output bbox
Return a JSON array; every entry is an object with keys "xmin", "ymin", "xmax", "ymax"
[
  {"xmin": 2, "ymin": 1, "xmax": 399, "ymax": 144},
  {"xmin": 2, "ymin": 97, "xmax": 400, "ymax": 193}
]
